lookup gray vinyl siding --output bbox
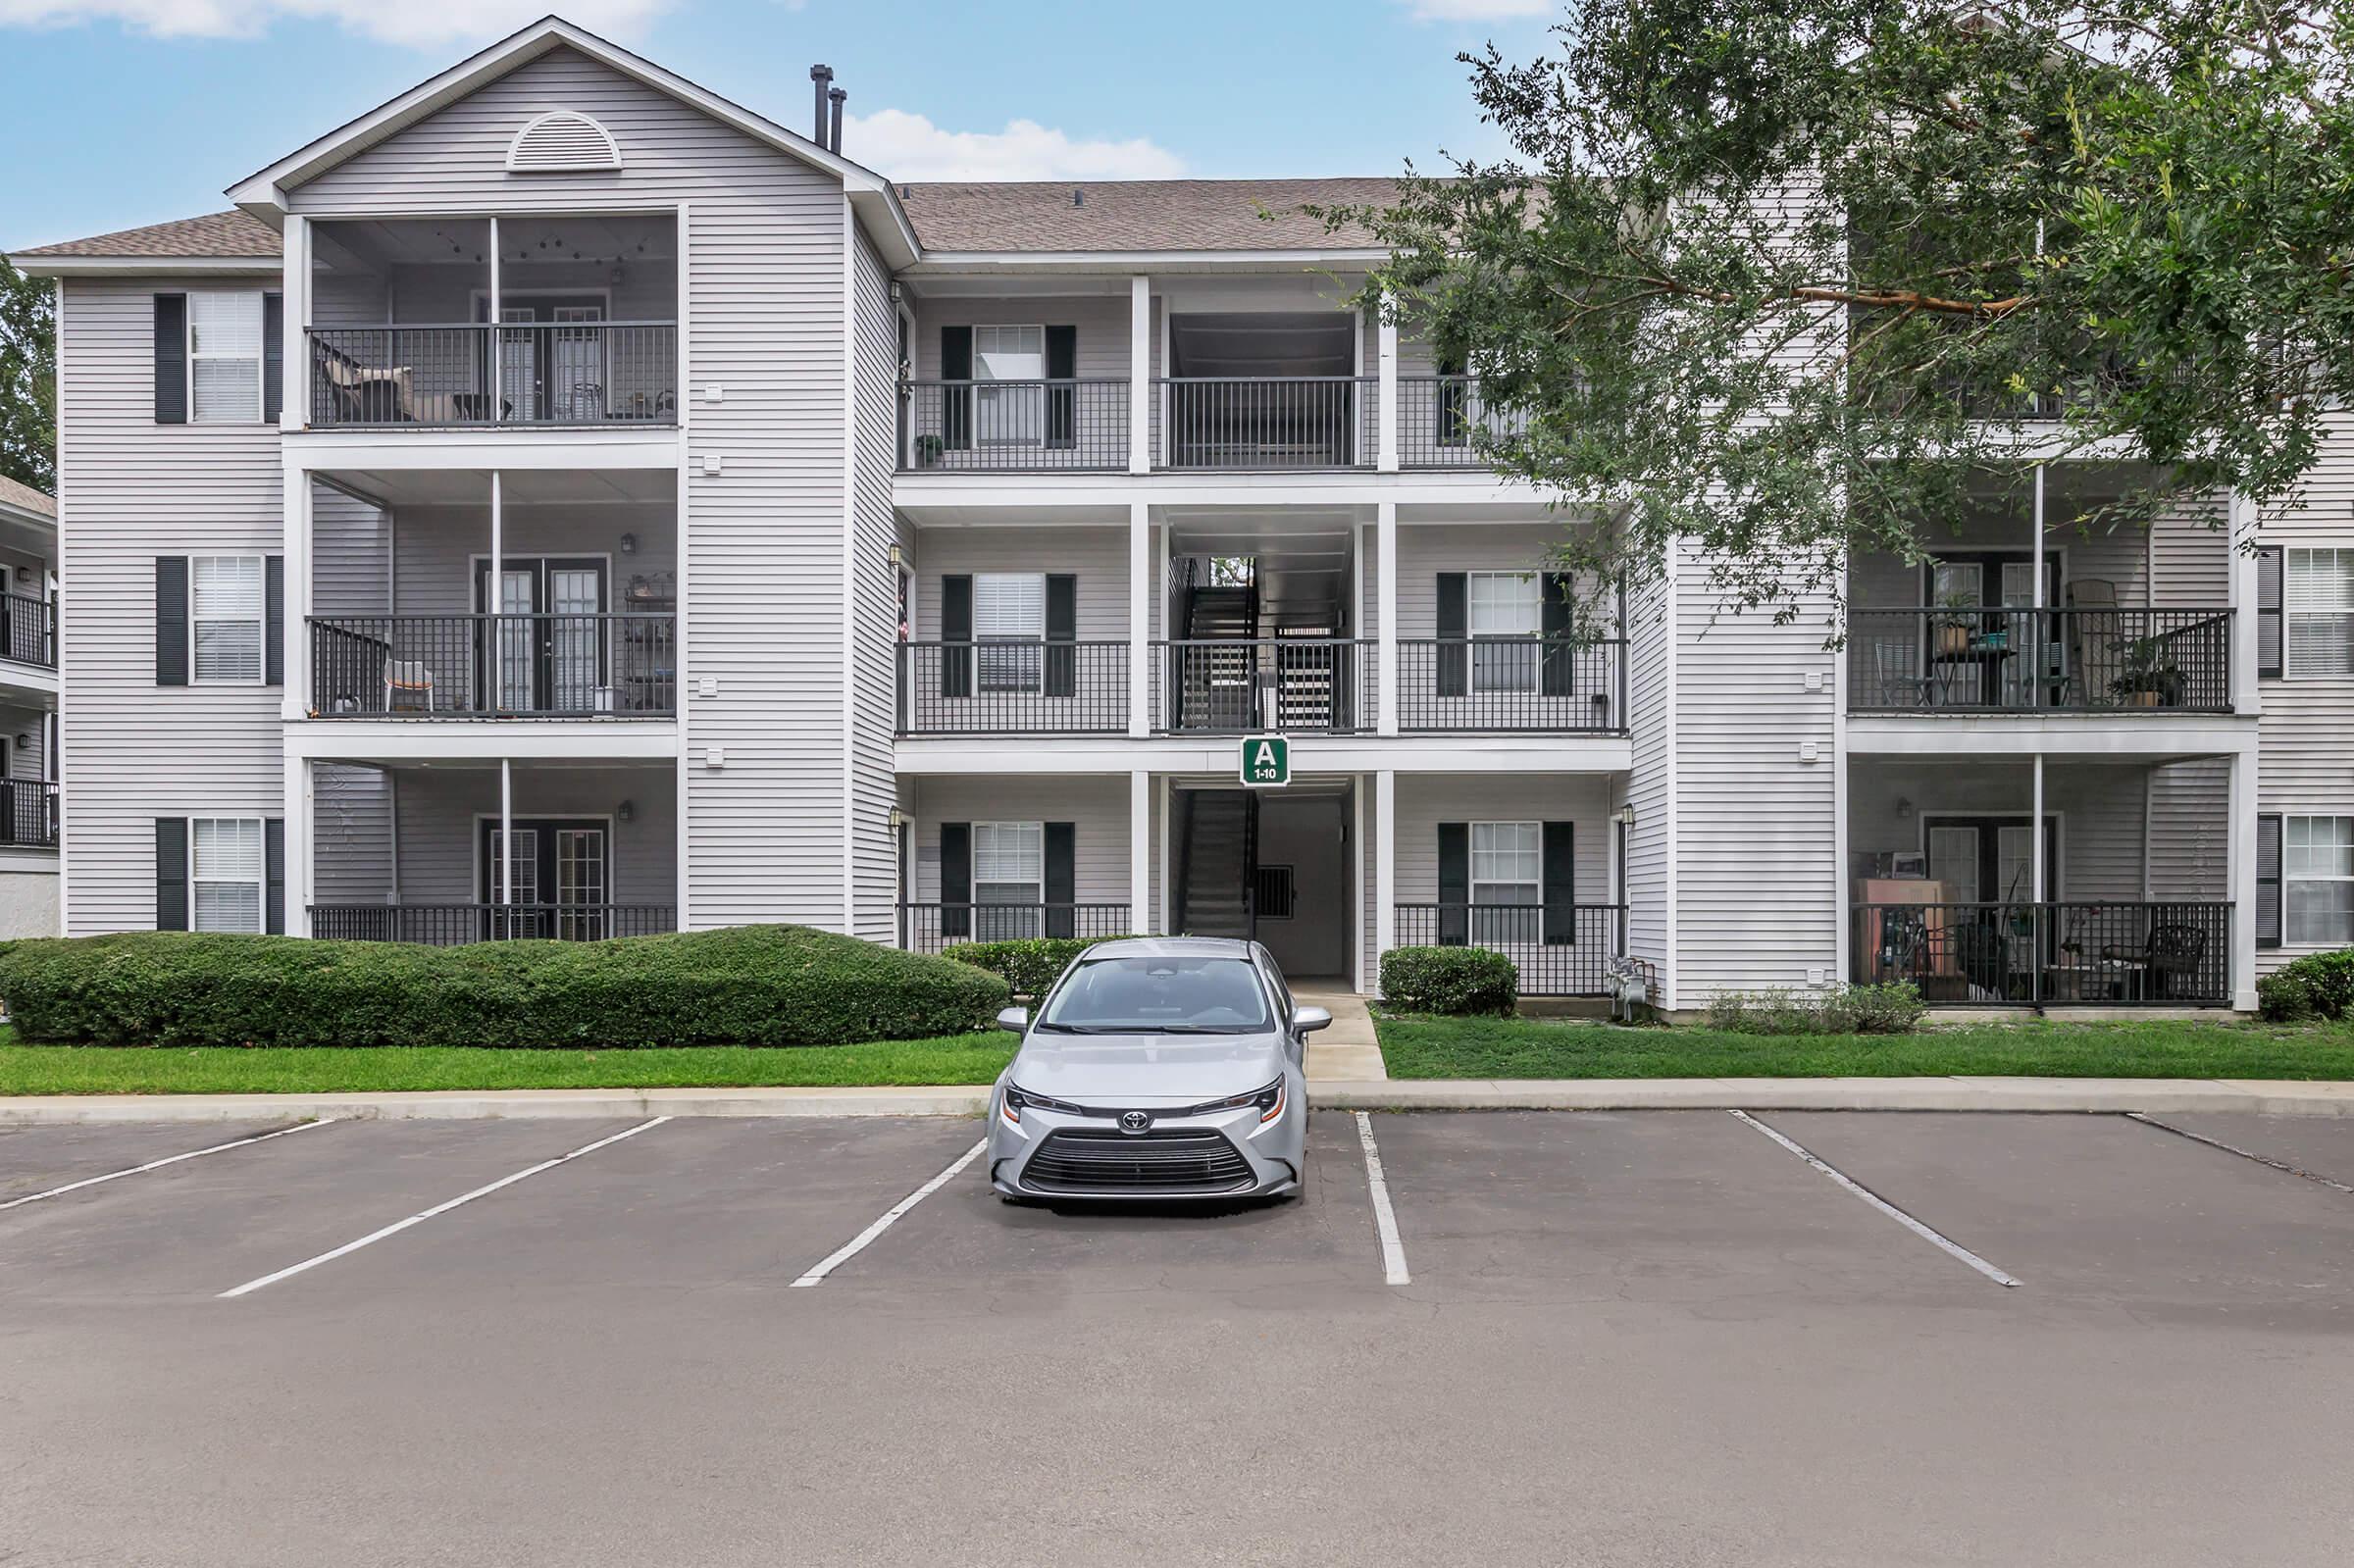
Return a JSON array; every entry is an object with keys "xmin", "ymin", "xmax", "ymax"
[
  {"xmin": 2256, "ymin": 416, "xmax": 2354, "ymax": 966},
  {"xmin": 311, "ymin": 482, "xmax": 390, "ymax": 616},
  {"xmin": 1675, "ymin": 544, "xmax": 1840, "ymax": 998},
  {"xmin": 384, "ymin": 765, "xmax": 676, "ymax": 904},
  {"xmin": 57, "ymin": 275, "xmax": 285, "ymax": 936},
  {"xmin": 1849, "ymin": 759, "xmax": 2155, "ymax": 901},
  {"xmin": 287, "ymin": 44, "xmax": 857, "ymax": 930},
  {"xmin": 899, "ymin": 775, "xmax": 1135, "ymax": 909},
  {"xmin": 1391, "ymin": 775, "xmax": 1612, "ymax": 903},
  {"xmin": 849, "ymin": 228, "xmax": 900, "ymax": 940},
  {"xmin": 909, "ymin": 295, "xmax": 1130, "ymax": 378},
  {"xmin": 906, "ymin": 527, "xmax": 1128, "ymax": 640},
  {"xmin": 1394, "ymin": 523, "xmax": 1612, "ymax": 731},
  {"xmin": 1849, "ymin": 489, "xmax": 2229, "ymax": 610},
  {"xmin": 311, "ymin": 762, "xmax": 393, "ymax": 900},
  {"xmin": 1621, "ymin": 566, "xmax": 1672, "ymax": 981},
  {"xmin": 2146, "ymin": 757, "xmax": 2229, "ymax": 899}
]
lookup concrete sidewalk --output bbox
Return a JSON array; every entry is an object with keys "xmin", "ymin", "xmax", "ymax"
[
  {"xmin": 4, "ymin": 1076, "xmax": 2353, "ymax": 1124},
  {"xmin": 1293, "ymin": 985, "xmax": 1387, "ymax": 1082}
]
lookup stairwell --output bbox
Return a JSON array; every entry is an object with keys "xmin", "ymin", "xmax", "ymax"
[{"xmin": 1177, "ymin": 789, "xmax": 1254, "ymax": 938}]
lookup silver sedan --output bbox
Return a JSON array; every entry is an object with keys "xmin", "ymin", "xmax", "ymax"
[{"xmin": 986, "ymin": 937, "xmax": 1329, "ymax": 1203}]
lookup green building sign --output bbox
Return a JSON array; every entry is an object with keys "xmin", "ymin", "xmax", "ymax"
[{"xmin": 1241, "ymin": 734, "xmax": 1290, "ymax": 787}]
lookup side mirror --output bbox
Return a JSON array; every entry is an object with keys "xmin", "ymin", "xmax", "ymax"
[
  {"xmin": 996, "ymin": 1006, "xmax": 1030, "ymax": 1034},
  {"xmin": 1292, "ymin": 1004, "xmax": 1332, "ymax": 1035}
]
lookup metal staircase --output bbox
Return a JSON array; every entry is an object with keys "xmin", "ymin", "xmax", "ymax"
[{"xmin": 1176, "ymin": 789, "xmax": 1256, "ymax": 938}]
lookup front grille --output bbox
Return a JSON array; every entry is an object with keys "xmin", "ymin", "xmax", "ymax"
[{"xmin": 1022, "ymin": 1128, "xmax": 1256, "ymax": 1195}]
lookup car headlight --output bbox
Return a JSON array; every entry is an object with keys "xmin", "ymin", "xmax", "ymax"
[
  {"xmin": 1000, "ymin": 1084, "xmax": 1087, "ymax": 1124},
  {"xmin": 1194, "ymin": 1078, "xmax": 1286, "ymax": 1123}
]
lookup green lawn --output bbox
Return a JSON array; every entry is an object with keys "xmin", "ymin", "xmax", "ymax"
[
  {"xmin": 0, "ymin": 1029, "xmax": 1017, "ymax": 1096},
  {"xmin": 1374, "ymin": 1013, "xmax": 2354, "ymax": 1081}
]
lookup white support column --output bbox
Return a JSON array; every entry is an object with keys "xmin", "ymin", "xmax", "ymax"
[
  {"xmin": 281, "ymin": 457, "xmax": 309, "ymax": 722},
  {"xmin": 1353, "ymin": 773, "xmax": 1369, "ymax": 993},
  {"xmin": 498, "ymin": 756, "xmax": 514, "ymax": 909},
  {"xmin": 280, "ymin": 217, "xmax": 308, "ymax": 434},
  {"xmin": 1376, "ymin": 293, "xmax": 1399, "ymax": 474},
  {"xmin": 487, "ymin": 218, "xmax": 501, "ymax": 427},
  {"xmin": 1155, "ymin": 775, "xmax": 1172, "ymax": 935},
  {"xmin": 1128, "ymin": 501, "xmax": 1150, "ymax": 737},
  {"xmin": 1374, "ymin": 769, "xmax": 1396, "ymax": 960},
  {"xmin": 2228, "ymin": 742, "xmax": 2259, "ymax": 1011},
  {"xmin": 487, "ymin": 471, "xmax": 502, "ymax": 711},
  {"xmin": 1129, "ymin": 275, "xmax": 1151, "ymax": 475},
  {"xmin": 2030, "ymin": 753, "xmax": 2045, "ymax": 904},
  {"xmin": 2227, "ymin": 488, "xmax": 2260, "ymax": 713},
  {"xmin": 281, "ymin": 753, "xmax": 312, "ymax": 937},
  {"xmin": 1376, "ymin": 502, "xmax": 1399, "ymax": 735},
  {"xmin": 1130, "ymin": 769, "xmax": 1151, "ymax": 934}
]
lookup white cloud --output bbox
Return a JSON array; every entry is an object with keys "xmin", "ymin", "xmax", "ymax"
[
  {"xmin": 1401, "ymin": 0, "xmax": 1551, "ymax": 20},
  {"xmin": 0, "ymin": 0, "xmax": 670, "ymax": 48},
  {"xmin": 843, "ymin": 109, "xmax": 1185, "ymax": 182}
]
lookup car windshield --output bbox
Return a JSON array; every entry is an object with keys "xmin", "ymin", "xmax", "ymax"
[{"xmin": 1035, "ymin": 955, "xmax": 1272, "ymax": 1034}]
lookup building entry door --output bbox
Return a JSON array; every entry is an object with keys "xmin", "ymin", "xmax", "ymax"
[
  {"xmin": 481, "ymin": 817, "xmax": 611, "ymax": 938},
  {"xmin": 474, "ymin": 557, "xmax": 608, "ymax": 714}
]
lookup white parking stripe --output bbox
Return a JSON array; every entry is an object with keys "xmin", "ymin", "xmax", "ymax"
[
  {"xmin": 790, "ymin": 1138, "xmax": 987, "ymax": 1288},
  {"xmin": 1729, "ymin": 1110, "xmax": 2020, "ymax": 1289},
  {"xmin": 218, "ymin": 1118, "xmax": 670, "ymax": 1298},
  {"xmin": 0, "ymin": 1119, "xmax": 340, "ymax": 1213},
  {"xmin": 1355, "ymin": 1111, "xmax": 1411, "ymax": 1287},
  {"xmin": 2126, "ymin": 1112, "xmax": 2354, "ymax": 1194}
]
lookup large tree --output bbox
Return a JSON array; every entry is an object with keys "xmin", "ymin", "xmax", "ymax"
[
  {"xmin": 0, "ymin": 258, "xmax": 56, "ymax": 496},
  {"xmin": 1319, "ymin": 1, "xmax": 2354, "ymax": 624}
]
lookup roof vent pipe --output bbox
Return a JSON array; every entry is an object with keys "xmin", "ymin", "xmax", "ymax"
[
  {"xmin": 809, "ymin": 64, "xmax": 834, "ymax": 143},
  {"xmin": 1073, "ymin": 187, "xmax": 1084, "ymax": 207},
  {"xmin": 829, "ymin": 86, "xmax": 846, "ymax": 154}
]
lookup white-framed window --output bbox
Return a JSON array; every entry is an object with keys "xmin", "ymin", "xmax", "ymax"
[
  {"xmin": 973, "ymin": 324, "xmax": 1046, "ymax": 447},
  {"xmin": 190, "ymin": 816, "xmax": 265, "ymax": 934},
  {"xmin": 2286, "ymin": 548, "xmax": 2354, "ymax": 678},
  {"xmin": 1468, "ymin": 571, "xmax": 1542, "ymax": 692},
  {"xmin": 972, "ymin": 820, "xmax": 1044, "ymax": 940},
  {"xmin": 1470, "ymin": 820, "xmax": 1542, "ymax": 942},
  {"xmin": 2285, "ymin": 815, "xmax": 2354, "ymax": 945},
  {"xmin": 190, "ymin": 554, "xmax": 266, "ymax": 683},
  {"xmin": 187, "ymin": 291, "xmax": 265, "ymax": 424},
  {"xmin": 974, "ymin": 572, "xmax": 1046, "ymax": 693}
]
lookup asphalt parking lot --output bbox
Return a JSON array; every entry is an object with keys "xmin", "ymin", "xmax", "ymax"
[{"xmin": 4, "ymin": 1108, "xmax": 2352, "ymax": 1567}]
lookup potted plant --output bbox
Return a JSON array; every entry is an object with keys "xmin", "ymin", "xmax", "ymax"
[
  {"xmin": 2108, "ymin": 634, "xmax": 2183, "ymax": 708},
  {"xmin": 914, "ymin": 433, "xmax": 945, "ymax": 469},
  {"xmin": 1934, "ymin": 589, "xmax": 1977, "ymax": 656}
]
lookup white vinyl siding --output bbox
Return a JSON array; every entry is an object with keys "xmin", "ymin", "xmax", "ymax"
[
  {"xmin": 974, "ymin": 571, "xmax": 1046, "ymax": 693},
  {"xmin": 2286, "ymin": 548, "xmax": 2354, "ymax": 678},
  {"xmin": 191, "ymin": 554, "xmax": 265, "ymax": 684},
  {"xmin": 187, "ymin": 292, "xmax": 265, "ymax": 424},
  {"xmin": 1468, "ymin": 570, "xmax": 1540, "ymax": 692},
  {"xmin": 190, "ymin": 816, "xmax": 264, "ymax": 934},
  {"xmin": 2285, "ymin": 816, "xmax": 2354, "ymax": 946}
]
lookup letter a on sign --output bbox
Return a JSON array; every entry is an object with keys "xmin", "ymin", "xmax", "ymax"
[{"xmin": 1241, "ymin": 734, "xmax": 1289, "ymax": 787}]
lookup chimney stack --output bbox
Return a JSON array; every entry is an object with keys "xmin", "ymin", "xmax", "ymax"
[
  {"xmin": 809, "ymin": 64, "xmax": 834, "ymax": 143},
  {"xmin": 829, "ymin": 85, "xmax": 846, "ymax": 154}
]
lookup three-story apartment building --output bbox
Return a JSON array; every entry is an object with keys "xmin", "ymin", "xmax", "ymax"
[{"xmin": 17, "ymin": 16, "xmax": 2346, "ymax": 1014}]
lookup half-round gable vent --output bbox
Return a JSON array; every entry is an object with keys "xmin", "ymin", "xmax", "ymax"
[{"xmin": 506, "ymin": 111, "xmax": 622, "ymax": 173}]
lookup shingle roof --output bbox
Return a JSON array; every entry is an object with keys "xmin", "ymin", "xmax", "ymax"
[
  {"xmin": 0, "ymin": 475, "xmax": 55, "ymax": 522},
  {"xmin": 897, "ymin": 178, "xmax": 1402, "ymax": 253},
  {"xmin": 14, "ymin": 211, "xmax": 280, "ymax": 260}
]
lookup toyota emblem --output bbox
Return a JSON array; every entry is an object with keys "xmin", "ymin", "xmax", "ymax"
[{"xmin": 1118, "ymin": 1110, "xmax": 1151, "ymax": 1135}]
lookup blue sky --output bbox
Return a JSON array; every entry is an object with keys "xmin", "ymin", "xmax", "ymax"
[{"xmin": 0, "ymin": 0, "xmax": 1559, "ymax": 251}]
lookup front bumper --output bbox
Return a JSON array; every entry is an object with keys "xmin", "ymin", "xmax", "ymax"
[{"xmin": 986, "ymin": 1091, "xmax": 1305, "ymax": 1201}]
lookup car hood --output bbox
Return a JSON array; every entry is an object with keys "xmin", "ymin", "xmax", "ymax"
[{"xmin": 1006, "ymin": 1033, "xmax": 1289, "ymax": 1104}]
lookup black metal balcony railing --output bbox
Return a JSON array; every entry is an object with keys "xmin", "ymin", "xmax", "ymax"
[
  {"xmin": 1855, "ymin": 900, "xmax": 2230, "ymax": 1005},
  {"xmin": 1848, "ymin": 607, "xmax": 2232, "ymax": 714},
  {"xmin": 309, "ymin": 614, "xmax": 678, "ymax": 719},
  {"xmin": 1396, "ymin": 637, "xmax": 1626, "ymax": 733},
  {"xmin": 308, "ymin": 903, "xmax": 678, "ymax": 945},
  {"xmin": 0, "ymin": 780, "xmax": 59, "ymax": 848},
  {"xmin": 897, "ymin": 639, "xmax": 1129, "ymax": 734},
  {"xmin": 898, "ymin": 379, "xmax": 1129, "ymax": 472},
  {"xmin": 898, "ymin": 902, "xmax": 1133, "ymax": 953},
  {"xmin": 1392, "ymin": 903, "xmax": 1625, "ymax": 996},
  {"xmin": 307, "ymin": 325, "xmax": 679, "ymax": 428},
  {"xmin": 1152, "ymin": 639, "xmax": 1372, "ymax": 734},
  {"xmin": 0, "ymin": 590, "xmax": 55, "ymax": 670},
  {"xmin": 1397, "ymin": 377, "xmax": 1528, "ymax": 468},
  {"xmin": 1156, "ymin": 378, "xmax": 1377, "ymax": 470}
]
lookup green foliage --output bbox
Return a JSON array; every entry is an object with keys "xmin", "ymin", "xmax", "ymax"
[
  {"xmin": 1703, "ymin": 983, "xmax": 1926, "ymax": 1037},
  {"xmin": 942, "ymin": 934, "xmax": 1137, "ymax": 997},
  {"xmin": 2256, "ymin": 949, "xmax": 2354, "ymax": 1024},
  {"xmin": 0, "ymin": 259, "xmax": 54, "ymax": 494},
  {"xmin": 1379, "ymin": 945, "xmax": 1519, "ymax": 1015},
  {"xmin": 1315, "ymin": 2, "xmax": 2354, "ymax": 623},
  {"xmin": 0, "ymin": 925, "xmax": 1008, "ymax": 1048}
]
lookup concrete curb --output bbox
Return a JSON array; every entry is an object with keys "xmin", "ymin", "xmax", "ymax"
[{"xmin": 3, "ymin": 1077, "xmax": 2354, "ymax": 1123}]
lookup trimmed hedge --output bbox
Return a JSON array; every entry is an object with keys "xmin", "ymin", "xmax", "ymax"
[
  {"xmin": 1379, "ymin": 945, "xmax": 1518, "ymax": 1015},
  {"xmin": 2257, "ymin": 948, "xmax": 2354, "ymax": 1024},
  {"xmin": 942, "ymin": 935, "xmax": 1137, "ymax": 998},
  {"xmin": 1701, "ymin": 982, "xmax": 1926, "ymax": 1036},
  {"xmin": 0, "ymin": 925, "xmax": 1009, "ymax": 1048}
]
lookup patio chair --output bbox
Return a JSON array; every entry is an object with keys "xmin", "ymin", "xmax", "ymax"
[
  {"xmin": 1953, "ymin": 917, "xmax": 2013, "ymax": 1001},
  {"xmin": 384, "ymin": 659, "xmax": 435, "ymax": 714},
  {"xmin": 1871, "ymin": 639, "xmax": 1942, "ymax": 710},
  {"xmin": 2060, "ymin": 579, "xmax": 2121, "ymax": 707},
  {"xmin": 2101, "ymin": 920, "xmax": 2208, "ymax": 1001}
]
